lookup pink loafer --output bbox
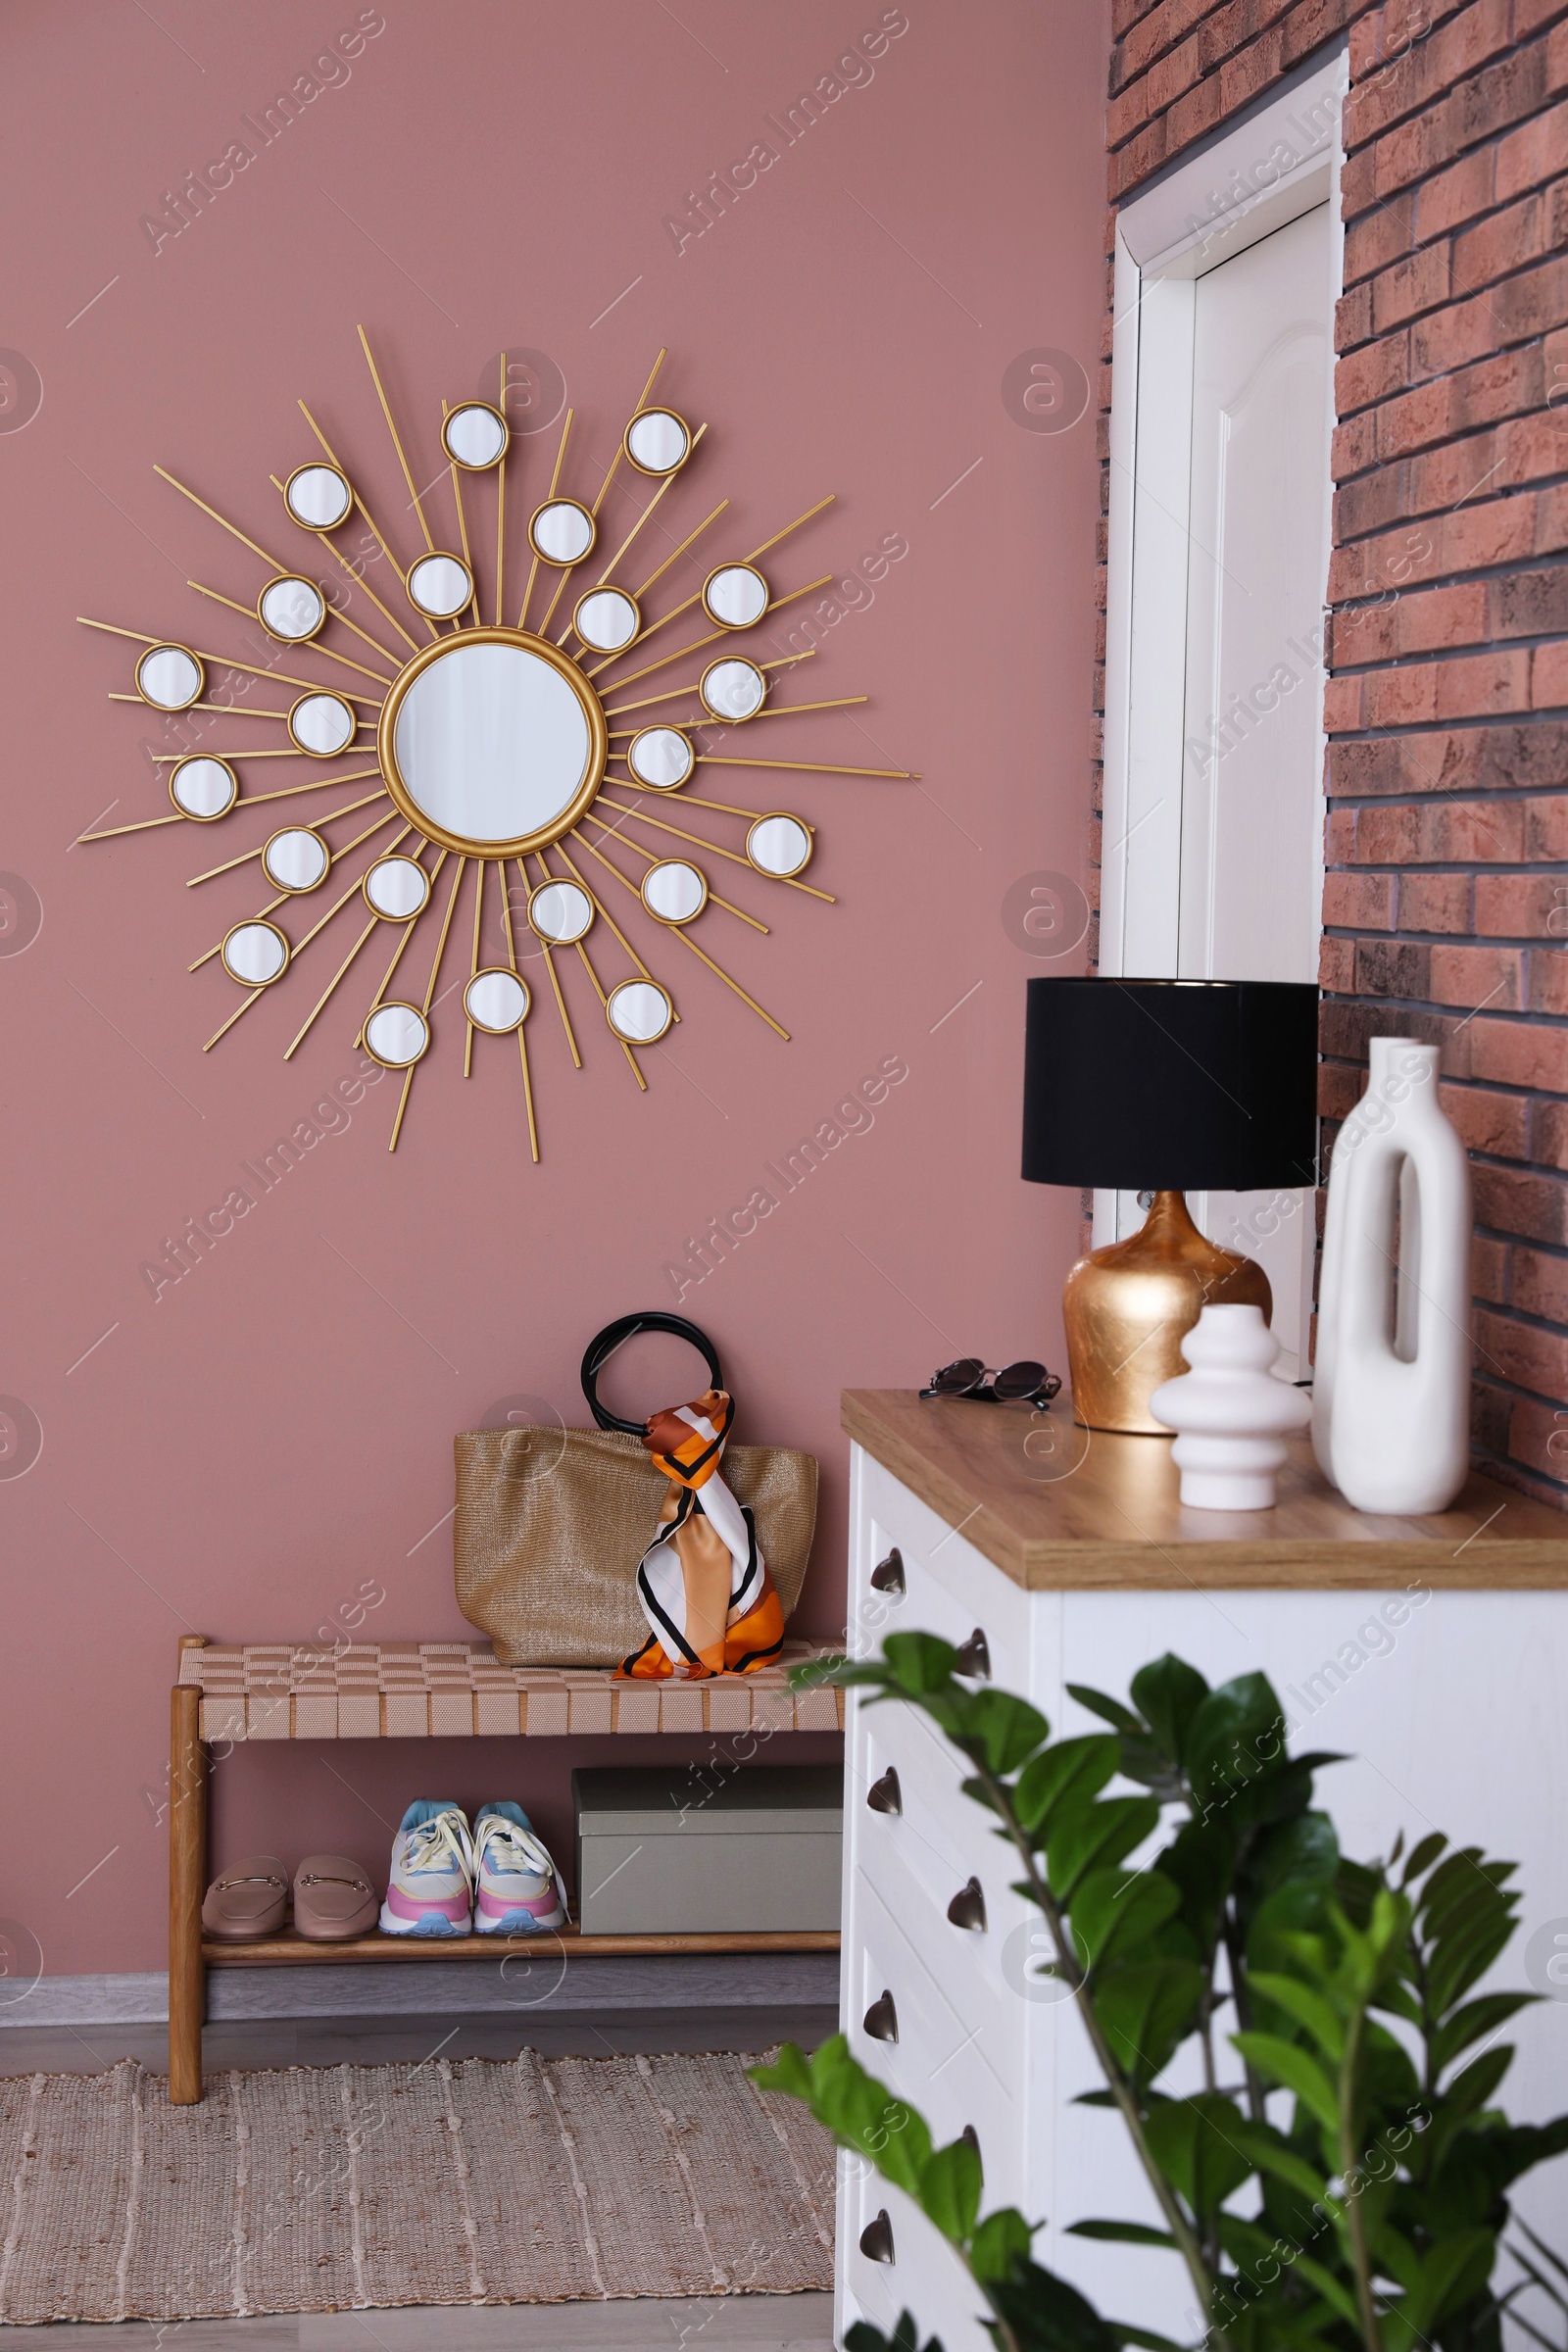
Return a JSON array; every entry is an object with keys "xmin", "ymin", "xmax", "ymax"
[
  {"xmin": 201, "ymin": 1855, "xmax": 288, "ymax": 1941},
  {"xmin": 292, "ymin": 1853, "xmax": 378, "ymax": 1941}
]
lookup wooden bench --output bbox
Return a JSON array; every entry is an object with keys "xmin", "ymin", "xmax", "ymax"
[{"xmin": 169, "ymin": 1636, "xmax": 844, "ymax": 2102}]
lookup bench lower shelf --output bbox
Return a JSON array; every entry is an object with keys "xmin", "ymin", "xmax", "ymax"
[{"xmin": 203, "ymin": 1927, "xmax": 841, "ymax": 1965}]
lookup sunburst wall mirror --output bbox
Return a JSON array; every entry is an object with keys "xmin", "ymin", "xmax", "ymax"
[{"xmin": 79, "ymin": 335, "xmax": 913, "ymax": 1157}]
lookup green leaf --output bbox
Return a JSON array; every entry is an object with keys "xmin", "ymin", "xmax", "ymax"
[
  {"xmin": 1226, "ymin": 2119, "xmax": 1327, "ymax": 2202},
  {"xmin": 1428, "ymin": 1910, "xmax": 1519, "ymax": 2017},
  {"xmin": 1066, "ymin": 1683, "xmax": 1142, "ymax": 1734},
  {"xmin": 1093, "ymin": 1958, "xmax": 1203, "ymax": 2086},
  {"xmin": 985, "ymin": 2258, "xmax": 1122, "ymax": 2352},
  {"xmin": 1128, "ymin": 1655, "xmax": 1209, "ymax": 1765},
  {"xmin": 1106, "ymin": 2330, "xmax": 1187, "ymax": 2352},
  {"xmin": 756, "ymin": 2035, "xmax": 935, "ymax": 2198},
  {"xmin": 1065, "ymin": 2220, "xmax": 1176, "ymax": 2246},
  {"xmin": 750, "ymin": 2044, "xmax": 812, "ymax": 2099},
  {"xmin": 846, "ymin": 2316, "xmax": 943, "ymax": 2352},
  {"xmin": 969, "ymin": 2206, "xmax": 1034, "ymax": 2282},
  {"xmin": 1231, "ymin": 2031, "xmax": 1341, "ymax": 2133},
  {"xmin": 1400, "ymin": 1830, "xmax": 1447, "ymax": 1885},
  {"xmin": 1015, "ymin": 1737, "xmax": 1119, "ymax": 1838},
  {"xmin": 1184, "ymin": 1673, "xmax": 1287, "ymax": 1812},
  {"xmin": 1404, "ymin": 2228, "xmax": 1496, "ymax": 2335},
  {"xmin": 917, "ymin": 2138, "xmax": 982, "ymax": 2244},
  {"xmin": 1047, "ymin": 1795, "xmax": 1159, "ymax": 1902},
  {"xmin": 882, "ymin": 1631, "xmax": 958, "ymax": 1694},
  {"xmin": 1068, "ymin": 1868, "xmax": 1180, "ymax": 1978},
  {"xmin": 1444, "ymin": 2042, "xmax": 1514, "ymax": 2121},
  {"xmin": 954, "ymin": 1688, "xmax": 1051, "ymax": 1775},
  {"xmin": 1141, "ymin": 2094, "xmax": 1251, "ymax": 2218},
  {"xmin": 1246, "ymin": 1971, "xmax": 1348, "ymax": 2061},
  {"xmin": 1431, "ymin": 1990, "xmax": 1537, "ymax": 2077}
]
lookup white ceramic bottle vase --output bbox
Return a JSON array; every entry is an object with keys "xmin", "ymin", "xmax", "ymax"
[
  {"xmin": 1149, "ymin": 1304, "xmax": 1311, "ymax": 1511},
  {"xmin": 1312, "ymin": 1037, "xmax": 1472, "ymax": 1514}
]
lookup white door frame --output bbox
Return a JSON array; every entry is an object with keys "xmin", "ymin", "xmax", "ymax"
[{"xmin": 1096, "ymin": 44, "xmax": 1348, "ymax": 1265}]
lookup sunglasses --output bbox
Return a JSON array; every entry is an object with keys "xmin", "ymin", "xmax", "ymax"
[{"xmin": 919, "ymin": 1357, "xmax": 1062, "ymax": 1408}]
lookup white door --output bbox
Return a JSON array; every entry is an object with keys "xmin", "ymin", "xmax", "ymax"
[{"xmin": 1100, "ymin": 61, "xmax": 1343, "ymax": 1381}]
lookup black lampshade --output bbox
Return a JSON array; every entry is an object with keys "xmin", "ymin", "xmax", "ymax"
[{"xmin": 1021, "ymin": 977, "xmax": 1319, "ymax": 1192}]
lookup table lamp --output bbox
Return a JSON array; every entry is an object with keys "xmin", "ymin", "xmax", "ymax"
[{"xmin": 1021, "ymin": 977, "xmax": 1319, "ymax": 1434}]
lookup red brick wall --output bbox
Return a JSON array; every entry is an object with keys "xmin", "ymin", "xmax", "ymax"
[{"xmin": 1097, "ymin": 0, "xmax": 1568, "ymax": 1504}]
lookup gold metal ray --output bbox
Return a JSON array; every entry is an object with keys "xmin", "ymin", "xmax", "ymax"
[
  {"xmin": 203, "ymin": 987, "xmax": 266, "ymax": 1052},
  {"xmin": 190, "ymin": 895, "xmax": 286, "ymax": 970},
  {"xmin": 597, "ymin": 794, "xmax": 835, "ymax": 903},
  {"xmin": 185, "ymin": 788, "xmax": 388, "ymax": 884},
  {"xmin": 746, "ymin": 495, "xmax": 835, "ymax": 562},
  {"xmin": 151, "ymin": 744, "xmax": 368, "ymax": 761},
  {"xmin": 709, "ymin": 696, "xmax": 869, "ymax": 727},
  {"xmin": 77, "ymin": 810, "xmax": 186, "ymax": 842},
  {"xmin": 494, "ymin": 355, "xmax": 507, "ymax": 630},
  {"xmin": 517, "ymin": 1019, "xmax": 540, "ymax": 1161},
  {"xmin": 283, "ymin": 914, "xmax": 378, "ymax": 1060},
  {"xmin": 440, "ymin": 402, "xmax": 482, "ymax": 630},
  {"xmin": 153, "ymin": 466, "xmax": 290, "ymax": 572},
  {"xmin": 519, "ymin": 854, "xmax": 582, "ymax": 1070},
  {"xmin": 517, "ymin": 407, "xmax": 573, "ymax": 632},
  {"xmin": 697, "ymin": 754, "xmax": 916, "ymax": 777},
  {"xmin": 233, "ymin": 766, "xmax": 385, "ymax": 806},
  {"xmin": 591, "ymin": 347, "xmax": 666, "ymax": 520},
  {"xmin": 604, "ymin": 774, "xmax": 763, "ymax": 820},
  {"xmin": 631, "ymin": 498, "xmax": 728, "ymax": 603},
  {"xmin": 185, "ymin": 582, "xmax": 395, "ymax": 686},
  {"xmin": 554, "ymin": 838, "xmax": 654, "ymax": 982},
  {"xmin": 388, "ymin": 854, "xmax": 464, "ymax": 1152},
  {"xmin": 299, "ymin": 399, "xmax": 432, "ymax": 634},
  {"xmin": 359, "ymin": 324, "xmax": 435, "ymax": 555},
  {"xmin": 465, "ymin": 855, "xmax": 484, "ymax": 1076},
  {"xmin": 77, "ymin": 616, "xmax": 385, "ymax": 705},
  {"xmin": 358, "ymin": 845, "xmax": 444, "ymax": 1047},
  {"xmin": 388, "ymin": 1068, "xmax": 416, "ymax": 1151},
  {"xmin": 562, "ymin": 422, "xmax": 709, "ymax": 645}
]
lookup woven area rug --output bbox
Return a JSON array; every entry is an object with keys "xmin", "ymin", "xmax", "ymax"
[{"xmin": 0, "ymin": 2050, "xmax": 835, "ymax": 2324}]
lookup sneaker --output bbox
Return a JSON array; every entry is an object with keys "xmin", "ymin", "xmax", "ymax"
[
  {"xmin": 472, "ymin": 1802, "xmax": 566, "ymax": 1935},
  {"xmin": 379, "ymin": 1801, "xmax": 474, "ymax": 1936}
]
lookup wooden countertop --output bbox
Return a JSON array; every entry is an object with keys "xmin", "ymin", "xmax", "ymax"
[{"xmin": 842, "ymin": 1389, "xmax": 1568, "ymax": 1591}]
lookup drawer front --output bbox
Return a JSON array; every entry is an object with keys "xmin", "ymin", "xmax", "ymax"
[
  {"xmin": 856, "ymin": 1775, "xmax": 1018, "ymax": 2074},
  {"xmin": 850, "ymin": 1874, "xmax": 1020, "ymax": 2189}
]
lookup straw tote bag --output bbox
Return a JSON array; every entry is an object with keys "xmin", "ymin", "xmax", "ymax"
[{"xmin": 453, "ymin": 1315, "xmax": 818, "ymax": 1668}]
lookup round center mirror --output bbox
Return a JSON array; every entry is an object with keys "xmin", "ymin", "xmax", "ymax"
[
  {"xmin": 378, "ymin": 627, "xmax": 606, "ymax": 857},
  {"xmin": 283, "ymin": 464, "xmax": 352, "ymax": 530},
  {"xmin": 259, "ymin": 576, "xmax": 325, "ymax": 642},
  {"xmin": 289, "ymin": 692, "xmax": 356, "ymax": 757},
  {"xmin": 625, "ymin": 726, "xmax": 694, "ymax": 789},
  {"xmin": 443, "ymin": 402, "xmax": 509, "ymax": 470},
  {"xmin": 529, "ymin": 500, "xmax": 595, "ymax": 565},
  {"xmin": 137, "ymin": 645, "xmax": 203, "ymax": 710},
  {"xmin": 169, "ymin": 757, "xmax": 235, "ymax": 819}
]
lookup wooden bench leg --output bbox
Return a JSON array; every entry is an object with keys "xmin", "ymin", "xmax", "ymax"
[{"xmin": 169, "ymin": 1684, "xmax": 207, "ymax": 2104}]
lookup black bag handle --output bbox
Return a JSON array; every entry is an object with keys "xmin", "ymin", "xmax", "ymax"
[{"xmin": 580, "ymin": 1313, "xmax": 723, "ymax": 1435}]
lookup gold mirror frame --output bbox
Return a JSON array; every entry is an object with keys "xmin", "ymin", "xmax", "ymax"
[{"xmin": 375, "ymin": 624, "xmax": 608, "ymax": 860}]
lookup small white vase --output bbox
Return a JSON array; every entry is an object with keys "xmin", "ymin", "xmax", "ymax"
[
  {"xmin": 1312, "ymin": 1036, "xmax": 1472, "ymax": 1515},
  {"xmin": 1149, "ymin": 1304, "xmax": 1312, "ymax": 1511}
]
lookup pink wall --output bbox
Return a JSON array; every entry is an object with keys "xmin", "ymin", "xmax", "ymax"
[{"xmin": 0, "ymin": 0, "xmax": 1107, "ymax": 1976}]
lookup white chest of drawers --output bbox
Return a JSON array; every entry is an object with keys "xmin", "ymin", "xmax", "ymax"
[{"xmin": 835, "ymin": 1390, "xmax": 1568, "ymax": 2352}]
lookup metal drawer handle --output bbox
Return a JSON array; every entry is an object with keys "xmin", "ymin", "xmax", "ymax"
[
  {"xmin": 869, "ymin": 1547, "xmax": 905, "ymax": 1594},
  {"xmin": 954, "ymin": 1627, "xmax": 991, "ymax": 1681},
  {"xmin": 862, "ymin": 1988, "xmax": 899, "ymax": 2042},
  {"xmin": 866, "ymin": 1767, "xmax": 902, "ymax": 1816},
  {"xmin": 947, "ymin": 1877, "xmax": 987, "ymax": 1933},
  {"xmin": 859, "ymin": 2208, "xmax": 895, "ymax": 2264}
]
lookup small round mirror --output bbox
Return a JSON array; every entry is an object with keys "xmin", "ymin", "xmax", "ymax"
[
  {"xmin": 703, "ymin": 564, "xmax": 768, "ymax": 629},
  {"xmin": 259, "ymin": 575, "xmax": 326, "ymax": 642},
  {"xmin": 408, "ymin": 553, "xmax": 473, "ymax": 619},
  {"xmin": 607, "ymin": 977, "xmax": 674, "ymax": 1043},
  {"xmin": 262, "ymin": 827, "xmax": 329, "ymax": 893},
  {"xmin": 363, "ymin": 856, "xmax": 430, "ymax": 920},
  {"xmin": 364, "ymin": 1002, "xmax": 429, "ymax": 1068},
  {"xmin": 466, "ymin": 967, "xmax": 530, "ymax": 1033},
  {"xmin": 136, "ymin": 644, "xmax": 203, "ymax": 711},
  {"xmin": 288, "ymin": 691, "xmax": 356, "ymax": 758},
  {"xmin": 624, "ymin": 409, "xmax": 691, "ymax": 476},
  {"xmin": 529, "ymin": 500, "xmax": 595, "ymax": 565},
  {"xmin": 221, "ymin": 919, "xmax": 290, "ymax": 987},
  {"xmin": 626, "ymin": 726, "xmax": 694, "ymax": 789},
  {"xmin": 747, "ymin": 812, "xmax": 812, "ymax": 878},
  {"xmin": 573, "ymin": 588, "xmax": 639, "ymax": 654},
  {"xmin": 701, "ymin": 657, "xmax": 766, "ymax": 721},
  {"xmin": 641, "ymin": 859, "xmax": 708, "ymax": 925},
  {"xmin": 528, "ymin": 878, "xmax": 593, "ymax": 945},
  {"xmin": 443, "ymin": 402, "xmax": 510, "ymax": 470},
  {"xmin": 283, "ymin": 463, "xmax": 352, "ymax": 530},
  {"xmin": 169, "ymin": 756, "xmax": 236, "ymax": 821}
]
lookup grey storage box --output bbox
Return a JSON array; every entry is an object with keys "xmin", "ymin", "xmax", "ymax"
[{"xmin": 572, "ymin": 1764, "xmax": 843, "ymax": 1935}]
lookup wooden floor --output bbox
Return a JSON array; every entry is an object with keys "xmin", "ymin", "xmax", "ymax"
[{"xmin": 0, "ymin": 2008, "xmax": 839, "ymax": 2347}]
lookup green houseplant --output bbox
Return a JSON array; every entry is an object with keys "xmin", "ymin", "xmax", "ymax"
[{"xmin": 755, "ymin": 1634, "xmax": 1568, "ymax": 2352}]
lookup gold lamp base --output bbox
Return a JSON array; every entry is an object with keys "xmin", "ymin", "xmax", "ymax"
[{"xmin": 1063, "ymin": 1190, "xmax": 1272, "ymax": 1434}]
